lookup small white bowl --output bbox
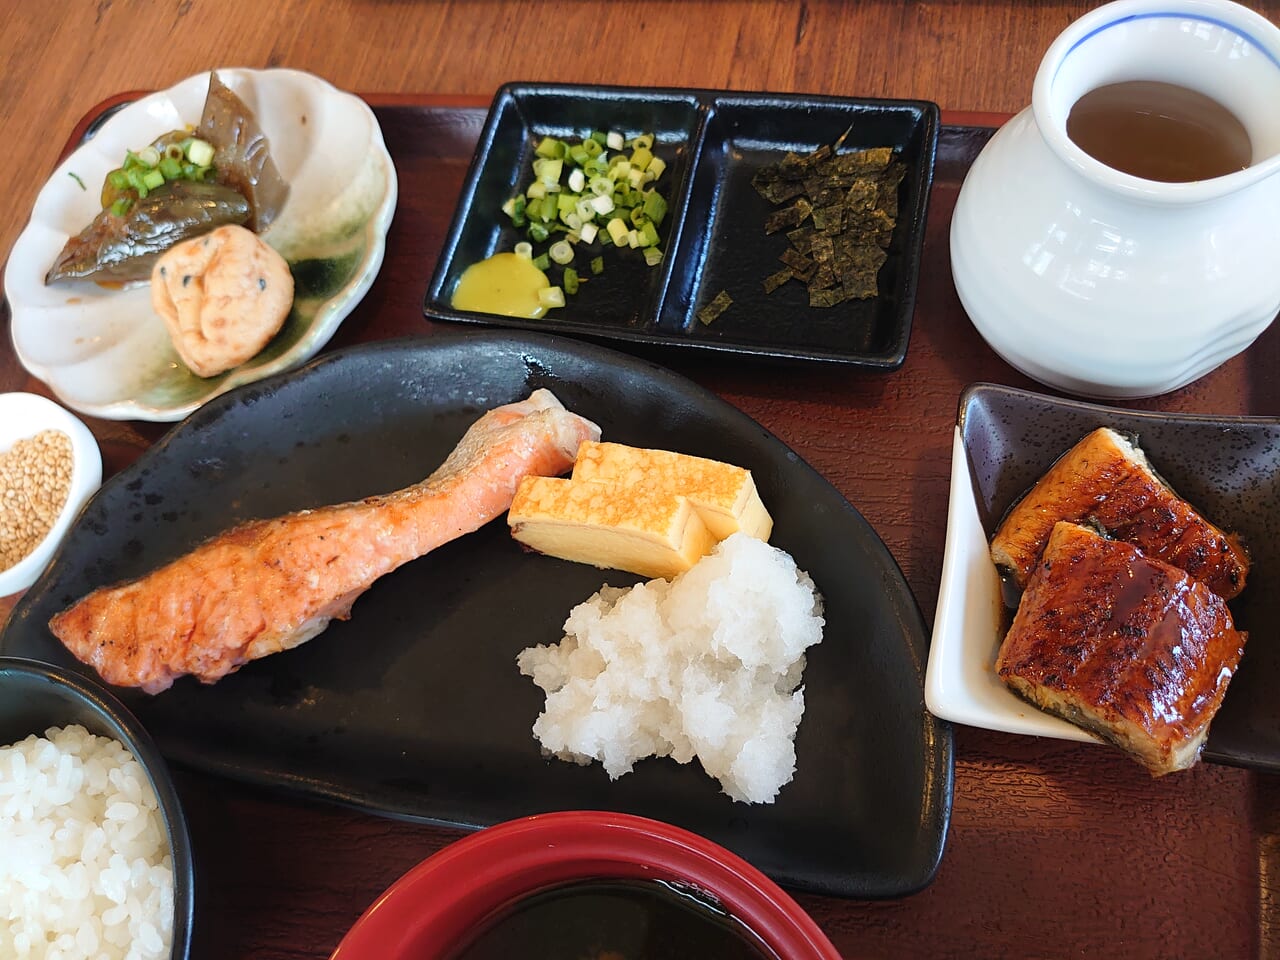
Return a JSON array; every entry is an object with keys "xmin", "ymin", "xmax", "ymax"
[{"xmin": 0, "ymin": 393, "xmax": 102, "ymax": 596}]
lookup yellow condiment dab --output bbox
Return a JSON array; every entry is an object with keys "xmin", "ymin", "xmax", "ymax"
[{"xmin": 452, "ymin": 253, "xmax": 551, "ymax": 319}]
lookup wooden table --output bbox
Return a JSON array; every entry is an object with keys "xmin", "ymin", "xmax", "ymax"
[{"xmin": 3, "ymin": 3, "xmax": 1279, "ymax": 957}]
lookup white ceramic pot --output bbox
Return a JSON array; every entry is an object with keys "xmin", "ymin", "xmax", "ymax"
[{"xmin": 950, "ymin": 0, "xmax": 1280, "ymax": 399}]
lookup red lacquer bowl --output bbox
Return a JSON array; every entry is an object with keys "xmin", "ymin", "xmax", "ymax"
[{"xmin": 330, "ymin": 811, "xmax": 841, "ymax": 960}]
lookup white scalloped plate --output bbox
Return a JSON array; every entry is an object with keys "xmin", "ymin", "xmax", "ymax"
[{"xmin": 4, "ymin": 68, "xmax": 397, "ymax": 421}]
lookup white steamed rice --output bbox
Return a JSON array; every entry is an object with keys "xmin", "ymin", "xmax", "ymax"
[
  {"xmin": 0, "ymin": 724, "xmax": 174, "ymax": 960},
  {"xmin": 518, "ymin": 532, "xmax": 825, "ymax": 803}
]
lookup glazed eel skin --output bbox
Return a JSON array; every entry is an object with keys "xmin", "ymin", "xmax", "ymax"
[
  {"xmin": 990, "ymin": 427, "xmax": 1249, "ymax": 599},
  {"xmin": 996, "ymin": 522, "xmax": 1246, "ymax": 775}
]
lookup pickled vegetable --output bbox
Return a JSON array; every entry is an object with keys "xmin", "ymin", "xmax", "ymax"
[
  {"xmin": 45, "ymin": 71, "xmax": 288, "ymax": 286},
  {"xmin": 45, "ymin": 182, "xmax": 251, "ymax": 284},
  {"xmin": 197, "ymin": 72, "xmax": 289, "ymax": 233}
]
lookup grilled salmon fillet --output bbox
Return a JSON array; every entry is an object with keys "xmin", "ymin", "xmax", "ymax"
[
  {"xmin": 996, "ymin": 522, "xmax": 1246, "ymax": 775},
  {"xmin": 49, "ymin": 389, "xmax": 601, "ymax": 693},
  {"xmin": 990, "ymin": 427, "xmax": 1248, "ymax": 599}
]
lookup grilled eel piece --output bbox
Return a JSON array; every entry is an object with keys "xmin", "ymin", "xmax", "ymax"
[
  {"xmin": 996, "ymin": 522, "xmax": 1246, "ymax": 775},
  {"xmin": 990, "ymin": 427, "xmax": 1249, "ymax": 599}
]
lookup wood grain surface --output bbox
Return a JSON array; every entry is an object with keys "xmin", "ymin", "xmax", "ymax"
[{"xmin": 3, "ymin": 3, "xmax": 1280, "ymax": 958}]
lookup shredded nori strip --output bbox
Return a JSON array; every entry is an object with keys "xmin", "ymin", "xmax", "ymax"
[
  {"xmin": 812, "ymin": 204, "xmax": 844, "ymax": 234},
  {"xmin": 778, "ymin": 246, "xmax": 816, "ymax": 281},
  {"xmin": 763, "ymin": 198, "xmax": 812, "ymax": 234},
  {"xmin": 763, "ymin": 268, "xmax": 793, "ymax": 294},
  {"xmin": 786, "ymin": 226, "xmax": 815, "ymax": 254},
  {"xmin": 753, "ymin": 138, "xmax": 905, "ymax": 306},
  {"xmin": 697, "ymin": 289, "xmax": 734, "ymax": 325}
]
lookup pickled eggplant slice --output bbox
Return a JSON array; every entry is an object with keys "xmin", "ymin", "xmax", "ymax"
[
  {"xmin": 198, "ymin": 72, "xmax": 289, "ymax": 233},
  {"xmin": 45, "ymin": 181, "xmax": 250, "ymax": 284}
]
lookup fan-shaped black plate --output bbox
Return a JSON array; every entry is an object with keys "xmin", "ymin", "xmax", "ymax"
[{"xmin": 1, "ymin": 331, "xmax": 952, "ymax": 897}]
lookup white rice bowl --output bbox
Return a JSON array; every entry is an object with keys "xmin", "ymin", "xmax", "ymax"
[
  {"xmin": 518, "ymin": 532, "xmax": 825, "ymax": 803},
  {"xmin": 0, "ymin": 724, "xmax": 174, "ymax": 960}
]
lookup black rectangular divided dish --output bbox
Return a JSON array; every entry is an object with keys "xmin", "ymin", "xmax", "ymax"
[{"xmin": 426, "ymin": 83, "xmax": 939, "ymax": 367}]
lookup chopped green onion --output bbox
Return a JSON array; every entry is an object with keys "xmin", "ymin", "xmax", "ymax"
[
  {"xmin": 643, "ymin": 190, "xmax": 668, "ymax": 226},
  {"xmin": 158, "ymin": 156, "xmax": 183, "ymax": 180},
  {"xmin": 126, "ymin": 167, "xmax": 150, "ymax": 196},
  {"xmin": 109, "ymin": 196, "xmax": 132, "ymax": 217},
  {"xmin": 107, "ymin": 169, "xmax": 129, "ymax": 190},
  {"xmin": 137, "ymin": 146, "xmax": 161, "ymax": 168},
  {"xmin": 534, "ymin": 157, "xmax": 563, "ymax": 185},
  {"xmin": 538, "ymin": 286, "xmax": 566, "ymax": 308},
  {"xmin": 164, "ymin": 143, "xmax": 185, "ymax": 161},
  {"xmin": 495, "ymin": 129, "xmax": 671, "ymax": 291},
  {"xmin": 535, "ymin": 136, "xmax": 564, "ymax": 159},
  {"xmin": 186, "ymin": 138, "xmax": 215, "ymax": 167},
  {"xmin": 141, "ymin": 169, "xmax": 165, "ymax": 190},
  {"xmin": 606, "ymin": 218, "xmax": 630, "ymax": 247}
]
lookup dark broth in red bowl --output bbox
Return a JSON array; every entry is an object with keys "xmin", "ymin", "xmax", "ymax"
[
  {"xmin": 444, "ymin": 878, "xmax": 777, "ymax": 960},
  {"xmin": 331, "ymin": 811, "xmax": 839, "ymax": 960}
]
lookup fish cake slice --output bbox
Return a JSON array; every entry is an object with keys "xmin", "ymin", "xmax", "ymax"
[
  {"xmin": 996, "ymin": 522, "xmax": 1246, "ymax": 775},
  {"xmin": 151, "ymin": 223, "xmax": 293, "ymax": 378},
  {"xmin": 990, "ymin": 427, "xmax": 1249, "ymax": 599}
]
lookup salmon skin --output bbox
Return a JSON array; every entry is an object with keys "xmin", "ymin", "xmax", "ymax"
[{"xmin": 49, "ymin": 389, "xmax": 601, "ymax": 693}]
